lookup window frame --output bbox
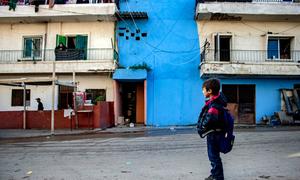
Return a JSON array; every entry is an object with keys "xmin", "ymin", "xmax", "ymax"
[
  {"xmin": 11, "ymin": 89, "xmax": 31, "ymax": 107},
  {"xmin": 22, "ymin": 36, "xmax": 43, "ymax": 60},
  {"xmin": 85, "ymin": 89, "xmax": 106, "ymax": 104},
  {"xmin": 212, "ymin": 32, "xmax": 233, "ymax": 62},
  {"xmin": 266, "ymin": 35, "xmax": 294, "ymax": 61}
]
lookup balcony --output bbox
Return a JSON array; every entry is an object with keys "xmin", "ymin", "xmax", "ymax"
[
  {"xmin": 0, "ymin": 0, "xmax": 118, "ymax": 23},
  {"xmin": 197, "ymin": 0, "xmax": 299, "ymax": 2},
  {"xmin": 0, "ymin": 48, "xmax": 117, "ymax": 74},
  {"xmin": 200, "ymin": 49, "xmax": 300, "ymax": 78},
  {"xmin": 195, "ymin": 0, "xmax": 300, "ymax": 21}
]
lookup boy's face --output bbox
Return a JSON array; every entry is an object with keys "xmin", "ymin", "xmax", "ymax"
[{"xmin": 202, "ymin": 87, "xmax": 212, "ymax": 98}]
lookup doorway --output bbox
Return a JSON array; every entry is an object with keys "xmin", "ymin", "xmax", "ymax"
[
  {"xmin": 215, "ymin": 35, "xmax": 231, "ymax": 62},
  {"xmin": 120, "ymin": 82, "xmax": 145, "ymax": 124},
  {"xmin": 58, "ymin": 85, "xmax": 74, "ymax": 109},
  {"xmin": 222, "ymin": 84, "xmax": 256, "ymax": 124}
]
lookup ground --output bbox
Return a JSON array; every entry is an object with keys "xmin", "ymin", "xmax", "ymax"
[{"xmin": 0, "ymin": 128, "xmax": 300, "ymax": 180}]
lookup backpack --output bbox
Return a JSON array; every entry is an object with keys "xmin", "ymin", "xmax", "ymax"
[
  {"xmin": 219, "ymin": 108, "xmax": 235, "ymax": 154},
  {"xmin": 196, "ymin": 106, "xmax": 235, "ymax": 154}
]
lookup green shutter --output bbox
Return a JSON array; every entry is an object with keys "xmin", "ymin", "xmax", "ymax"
[
  {"xmin": 75, "ymin": 35, "xmax": 88, "ymax": 60},
  {"xmin": 56, "ymin": 35, "xmax": 66, "ymax": 47}
]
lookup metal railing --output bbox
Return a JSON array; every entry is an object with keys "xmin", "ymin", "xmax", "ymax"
[
  {"xmin": 0, "ymin": 48, "xmax": 117, "ymax": 63},
  {"xmin": 196, "ymin": 0, "xmax": 299, "ymax": 3},
  {"xmin": 0, "ymin": 0, "xmax": 118, "ymax": 6},
  {"xmin": 201, "ymin": 49, "xmax": 300, "ymax": 63}
]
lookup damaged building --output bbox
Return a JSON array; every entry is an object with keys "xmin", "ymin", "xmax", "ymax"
[{"xmin": 196, "ymin": 0, "xmax": 300, "ymax": 124}]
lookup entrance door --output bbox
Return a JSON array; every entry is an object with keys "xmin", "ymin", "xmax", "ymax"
[
  {"xmin": 58, "ymin": 86, "xmax": 74, "ymax": 109},
  {"xmin": 222, "ymin": 84, "xmax": 256, "ymax": 124},
  {"xmin": 121, "ymin": 82, "xmax": 145, "ymax": 124}
]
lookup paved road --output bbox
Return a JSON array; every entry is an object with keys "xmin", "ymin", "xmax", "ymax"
[{"xmin": 0, "ymin": 129, "xmax": 300, "ymax": 180}]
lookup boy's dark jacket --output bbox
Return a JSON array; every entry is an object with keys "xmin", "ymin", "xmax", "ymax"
[{"xmin": 197, "ymin": 92, "xmax": 227, "ymax": 137}]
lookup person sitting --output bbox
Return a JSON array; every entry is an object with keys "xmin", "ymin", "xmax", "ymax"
[
  {"xmin": 76, "ymin": 0, "xmax": 89, "ymax": 4},
  {"xmin": 55, "ymin": 43, "xmax": 67, "ymax": 51}
]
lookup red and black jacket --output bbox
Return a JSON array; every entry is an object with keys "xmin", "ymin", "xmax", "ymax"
[{"xmin": 197, "ymin": 92, "xmax": 227, "ymax": 138}]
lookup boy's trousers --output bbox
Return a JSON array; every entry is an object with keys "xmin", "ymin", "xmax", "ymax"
[{"xmin": 207, "ymin": 132, "xmax": 224, "ymax": 180}]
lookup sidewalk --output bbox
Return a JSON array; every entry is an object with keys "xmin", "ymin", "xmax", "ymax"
[
  {"xmin": 1, "ymin": 125, "xmax": 300, "ymax": 140},
  {"xmin": 0, "ymin": 126, "xmax": 190, "ymax": 139}
]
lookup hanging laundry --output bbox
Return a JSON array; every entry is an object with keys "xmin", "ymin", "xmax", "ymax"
[{"xmin": 8, "ymin": 0, "xmax": 18, "ymax": 11}]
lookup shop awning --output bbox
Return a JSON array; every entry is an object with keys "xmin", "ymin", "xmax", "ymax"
[
  {"xmin": 0, "ymin": 77, "xmax": 76, "ymax": 87},
  {"xmin": 113, "ymin": 69, "xmax": 147, "ymax": 82}
]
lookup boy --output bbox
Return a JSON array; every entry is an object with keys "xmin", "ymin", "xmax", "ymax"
[{"xmin": 198, "ymin": 78, "xmax": 227, "ymax": 180}]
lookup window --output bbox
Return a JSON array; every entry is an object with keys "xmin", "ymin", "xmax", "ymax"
[
  {"xmin": 23, "ymin": 37, "xmax": 42, "ymax": 59},
  {"xmin": 56, "ymin": 34, "xmax": 88, "ymax": 60},
  {"xmin": 85, "ymin": 89, "xmax": 106, "ymax": 104},
  {"xmin": 214, "ymin": 34, "xmax": 231, "ymax": 62},
  {"xmin": 67, "ymin": 36, "xmax": 76, "ymax": 49},
  {"xmin": 11, "ymin": 89, "xmax": 30, "ymax": 106},
  {"xmin": 267, "ymin": 37, "xmax": 292, "ymax": 60},
  {"xmin": 56, "ymin": 35, "xmax": 88, "ymax": 50}
]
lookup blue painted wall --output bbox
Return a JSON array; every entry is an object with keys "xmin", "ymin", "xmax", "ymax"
[
  {"xmin": 221, "ymin": 78, "xmax": 300, "ymax": 122},
  {"xmin": 117, "ymin": 0, "xmax": 300, "ymax": 125},
  {"xmin": 117, "ymin": 0, "xmax": 203, "ymax": 126}
]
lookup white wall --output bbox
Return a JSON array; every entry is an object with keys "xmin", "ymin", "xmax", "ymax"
[
  {"xmin": 197, "ymin": 21, "xmax": 300, "ymax": 51},
  {"xmin": 0, "ymin": 21, "xmax": 115, "ymax": 111},
  {"xmin": 0, "ymin": 74, "xmax": 114, "ymax": 111},
  {"xmin": 0, "ymin": 21, "xmax": 115, "ymax": 51},
  {"xmin": 47, "ymin": 22, "xmax": 115, "ymax": 50},
  {"xmin": 0, "ymin": 84, "xmax": 58, "ymax": 111},
  {"xmin": 0, "ymin": 24, "xmax": 46, "ymax": 50},
  {"xmin": 58, "ymin": 74, "xmax": 114, "ymax": 101}
]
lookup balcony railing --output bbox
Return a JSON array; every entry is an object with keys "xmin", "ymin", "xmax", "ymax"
[
  {"xmin": 0, "ymin": 0, "xmax": 118, "ymax": 6},
  {"xmin": 201, "ymin": 49, "xmax": 300, "ymax": 63},
  {"xmin": 196, "ymin": 0, "xmax": 299, "ymax": 3},
  {"xmin": 0, "ymin": 48, "xmax": 117, "ymax": 63}
]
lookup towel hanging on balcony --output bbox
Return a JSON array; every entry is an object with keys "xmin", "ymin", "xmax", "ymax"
[{"xmin": 8, "ymin": 0, "xmax": 18, "ymax": 11}]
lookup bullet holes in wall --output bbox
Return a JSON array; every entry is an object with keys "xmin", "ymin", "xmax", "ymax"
[
  {"xmin": 141, "ymin": 33, "xmax": 147, "ymax": 37},
  {"xmin": 118, "ymin": 27, "xmax": 147, "ymax": 41}
]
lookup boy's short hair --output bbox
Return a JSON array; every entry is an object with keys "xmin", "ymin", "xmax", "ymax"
[{"xmin": 202, "ymin": 78, "xmax": 220, "ymax": 95}]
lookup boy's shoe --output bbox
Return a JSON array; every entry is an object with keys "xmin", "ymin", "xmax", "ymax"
[{"xmin": 205, "ymin": 175, "xmax": 216, "ymax": 180}]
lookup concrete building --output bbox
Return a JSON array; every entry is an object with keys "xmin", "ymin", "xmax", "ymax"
[
  {"xmin": 115, "ymin": 0, "xmax": 300, "ymax": 126},
  {"xmin": 114, "ymin": 0, "xmax": 202, "ymax": 126},
  {"xmin": 196, "ymin": 0, "xmax": 300, "ymax": 124},
  {"xmin": 0, "ymin": 1, "xmax": 118, "ymax": 112}
]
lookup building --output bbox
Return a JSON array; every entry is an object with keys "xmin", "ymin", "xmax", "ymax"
[
  {"xmin": 114, "ymin": 0, "xmax": 202, "ymax": 126},
  {"xmin": 1, "ymin": 0, "xmax": 299, "ymax": 128},
  {"xmin": 196, "ymin": 0, "xmax": 300, "ymax": 124},
  {"xmin": 0, "ymin": 1, "xmax": 118, "ymax": 128}
]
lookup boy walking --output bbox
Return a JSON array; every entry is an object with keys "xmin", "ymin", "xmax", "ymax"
[{"xmin": 198, "ymin": 78, "xmax": 227, "ymax": 180}]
